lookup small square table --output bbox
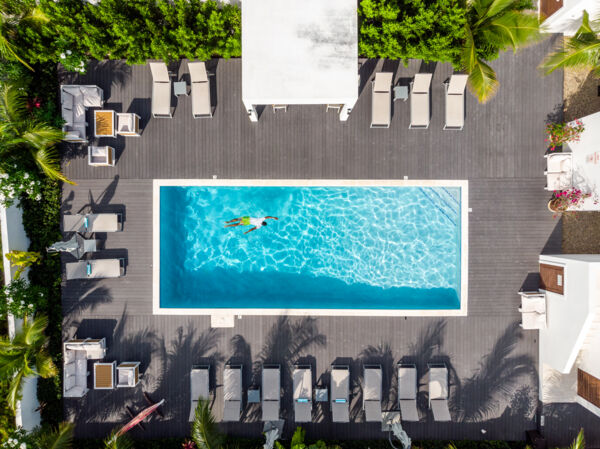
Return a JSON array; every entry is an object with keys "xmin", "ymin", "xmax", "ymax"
[
  {"xmin": 174, "ymin": 81, "xmax": 188, "ymax": 97},
  {"xmin": 88, "ymin": 146, "xmax": 115, "ymax": 167},
  {"xmin": 314, "ymin": 388, "xmax": 328, "ymax": 402},
  {"xmin": 94, "ymin": 361, "xmax": 116, "ymax": 390},
  {"xmin": 117, "ymin": 113, "xmax": 141, "ymax": 136},
  {"xmin": 117, "ymin": 362, "xmax": 140, "ymax": 388},
  {"xmin": 94, "ymin": 110, "xmax": 116, "ymax": 137},
  {"xmin": 247, "ymin": 387, "xmax": 261, "ymax": 404},
  {"xmin": 394, "ymin": 85, "xmax": 409, "ymax": 102}
]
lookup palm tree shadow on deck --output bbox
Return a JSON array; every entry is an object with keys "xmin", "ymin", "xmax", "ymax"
[{"xmin": 245, "ymin": 316, "xmax": 326, "ymax": 422}]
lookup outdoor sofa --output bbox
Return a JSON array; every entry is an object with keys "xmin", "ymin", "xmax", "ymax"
[
  {"xmin": 60, "ymin": 85, "xmax": 104, "ymax": 142},
  {"xmin": 63, "ymin": 338, "xmax": 107, "ymax": 398}
]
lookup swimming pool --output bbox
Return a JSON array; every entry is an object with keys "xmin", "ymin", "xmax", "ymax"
[{"xmin": 153, "ymin": 180, "xmax": 468, "ymax": 316}]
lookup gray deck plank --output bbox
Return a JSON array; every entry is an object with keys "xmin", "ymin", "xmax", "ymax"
[{"xmin": 59, "ymin": 36, "xmax": 584, "ymax": 445}]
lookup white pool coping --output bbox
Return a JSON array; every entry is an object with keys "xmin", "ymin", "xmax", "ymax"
[{"xmin": 153, "ymin": 179, "xmax": 468, "ymax": 317}]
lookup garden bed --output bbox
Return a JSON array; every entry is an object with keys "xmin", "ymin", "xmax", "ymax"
[{"xmin": 562, "ymin": 212, "xmax": 600, "ymax": 254}]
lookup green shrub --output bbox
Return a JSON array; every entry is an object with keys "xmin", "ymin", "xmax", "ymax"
[
  {"xmin": 0, "ymin": 278, "xmax": 47, "ymax": 319},
  {"xmin": 359, "ymin": 0, "xmax": 466, "ymax": 63}
]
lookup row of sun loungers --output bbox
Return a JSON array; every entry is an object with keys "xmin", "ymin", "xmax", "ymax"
[
  {"xmin": 150, "ymin": 61, "xmax": 212, "ymax": 119},
  {"xmin": 189, "ymin": 363, "xmax": 451, "ymax": 423},
  {"xmin": 61, "ymin": 213, "xmax": 125, "ymax": 280},
  {"xmin": 371, "ymin": 73, "xmax": 468, "ymax": 130}
]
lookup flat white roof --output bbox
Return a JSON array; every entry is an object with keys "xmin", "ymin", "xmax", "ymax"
[
  {"xmin": 567, "ymin": 111, "xmax": 600, "ymax": 210},
  {"xmin": 241, "ymin": 0, "xmax": 358, "ymax": 105}
]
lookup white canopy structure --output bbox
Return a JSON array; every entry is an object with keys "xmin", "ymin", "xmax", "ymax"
[{"xmin": 241, "ymin": 0, "xmax": 358, "ymax": 122}]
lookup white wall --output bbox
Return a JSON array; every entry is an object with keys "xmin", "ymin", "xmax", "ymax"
[
  {"xmin": 0, "ymin": 203, "xmax": 41, "ymax": 430},
  {"xmin": 542, "ymin": 0, "xmax": 599, "ymax": 35},
  {"xmin": 539, "ymin": 255, "xmax": 600, "ymax": 373}
]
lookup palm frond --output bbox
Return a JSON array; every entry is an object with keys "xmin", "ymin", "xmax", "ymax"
[
  {"xmin": 23, "ymin": 314, "xmax": 48, "ymax": 346},
  {"xmin": 22, "ymin": 6, "xmax": 50, "ymax": 25},
  {"xmin": 6, "ymin": 369, "xmax": 25, "ymax": 410},
  {"xmin": 37, "ymin": 422, "xmax": 75, "ymax": 449},
  {"xmin": 0, "ymin": 34, "xmax": 33, "ymax": 70},
  {"xmin": 30, "ymin": 147, "xmax": 75, "ymax": 184},
  {"xmin": 0, "ymin": 82, "xmax": 28, "ymax": 129},
  {"xmin": 35, "ymin": 349, "xmax": 58, "ymax": 378},
  {"xmin": 540, "ymin": 40, "xmax": 600, "ymax": 74},
  {"xmin": 487, "ymin": 11, "xmax": 541, "ymax": 51},
  {"xmin": 480, "ymin": 0, "xmax": 519, "ymax": 22},
  {"xmin": 467, "ymin": 56, "xmax": 499, "ymax": 103},
  {"xmin": 103, "ymin": 430, "xmax": 134, "ymax": 449},
  {"xmin": 22, "ymin": 125, "xmax": 64, "ymax": 151},
  {"xmin": 192, "ymin": 399, "xmax": 225, "ymax": 449},
  {"xmin": 569, "ymin": 429, "xmax": 585, "ymax": 449}
]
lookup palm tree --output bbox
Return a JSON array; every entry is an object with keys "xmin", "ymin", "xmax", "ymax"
[
  {"xmin": 191, "ymin": 399, "xmax": 225, "ymax": 449},
  {"xmin": 462, "ymin": 0, "xmax": 542, "ymax": 102},
  {"xmin": 35, "ymin": 422, "xmax": 74, "ymax": 449},
  {"xmin": 0, "ymin": 314, "xmax": 57, "ymax": 410},
  {"xmin": 0, "ymin": 82, "xmax": 71, "ymax": 183},
  {"xmin": 541, "ymin": 11, "xmax": 600, "ymax": 76},
  {"xmin": 0, "ymin": 0, "xmax": 49, "ymax": 70},
  {"xmin": 567, "ymin": 429, "xmax": 585, "ymax": 449},
  {"xmin": 103, "ymin": 430, "xmax": 134, "ymax": 449}
]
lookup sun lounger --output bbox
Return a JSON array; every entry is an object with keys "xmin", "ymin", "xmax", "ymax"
[
  {"xmin": 188, "ymin": 61, "xmax": 212, "ymax": 118},
  {"xmin": 410, "ymin": 73, "xmax": 433, "ymax": 129},
  {"xmin": 65, "ymin": 259, "xmax": 124, "ymax": 280},
  {"xmin": 520, "ymin": 311, "xmax": 547, "ymax": 329},
  {"xmin": 363, "ymin": 364, "xmax": 382, "ymax": 422},
  {"xmin": 371, "ymin": 72, "xmax": 393, "ymax": 128},
  {"xmin": 331, "ymin": 364, "xmax": 350, "ymax": 422},
  {"xmin": 398, "ymin": 363, "xmax": 419, "ymax": 422},
  {"xmin": 293, "ymin": 365, "xmax": 312, "ymax": 422},
  {"xmin": 262, "ymin": 365, "xmax": 281, "ymax": 421},
  {"xmin": 428, "ymin": 363, "xmax": 451, "ymax": 421},
  {"xmin": 223, "ymin": 364, "xmax": 242, "ymax": 422},
  {"xmin": 189, "ymin": 365, "xmax": 210, "ymax": 421},
  {"xmin": 545, "ymin": 153, "xmax": 573, "ymax": 190},
  {"xmin": 150, "ymin": 62, "xmax": 172, "ymax": 118},
  {"xmin": 444, "ymin": 74, "xmax": 468, "ymax": 130},
  {"xmin": 62, "ymin": 213, "xmax": 121, "ymax": 233}
]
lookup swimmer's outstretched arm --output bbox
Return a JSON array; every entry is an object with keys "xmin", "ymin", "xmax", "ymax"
[
  {"xmin": 244, "ymin": 227, "xmax": 258, "ymax": 234},
  {"xmin": 225, "ymin": 217, "xmax": 242, "ymax": 223},
  {"xmin": 225, "ymin": 222, "xmax": 242, "ymax": 228},
  {"xmin": 265, "ymin": 216, "xmax": 278, "ymax": 220}
]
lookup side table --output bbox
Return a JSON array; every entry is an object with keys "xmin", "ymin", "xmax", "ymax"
[
  {"xmin": 88, "ymin": 146, "xmax": 115, "ymax": 167},
  {"xmin": 94, "ymin": 110, "xmax": 116, "ymax": 137},
  {"xmin": 174, "ymin": 81, "xmax": 188, "ymax": 97},
  {"xmin": 117, "ymin": 113, "xmax": 141, "ymax": 136},
  {"xmin": 314, "ymin": 388, "xmax": 328, "ymax": 403}
]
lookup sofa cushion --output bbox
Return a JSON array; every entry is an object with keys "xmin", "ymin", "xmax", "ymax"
[
  {"xmin": 64, "ymin": 373, "xmax": 75, "ymax": 391},
  {"xmin": 73, "ymin": 97, "xmax": 86, "ymax": 124},
  {"xmin": 62, "ymin": 86, "xmax": 82, "ymax": 97},
  {"xmin": 62, "ymin": 92, "xmax": 74, "ymax": 110},
  {"xmin": 76, "ymin": 357, "xmax": 87, "ymax": 375},
  {"xmin": 80, "ymin": 87, "xmax": 103, "ymax": 107},
  {"xmin": 62, "ymin": 106, "xmax": 73, "ymax": 125},
  {"xmin": 65, "ymin": 362, "xmax": 76, "ymax": 377}
]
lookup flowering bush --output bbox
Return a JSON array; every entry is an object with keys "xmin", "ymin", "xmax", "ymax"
[
  {"xmin": 549, "ymin": 188, "xmax": 591, "ymax": 213},
  {"xmin": 56, "ymin": 37, "xmax": 87, "ymax": 74},
  {"xmin": 0, "ymin": 166, "xmax": 43, "ymax": 207},
  {"xmin": 546, "ymin": 120, "xmax": 585, "ymax": 150},
  {"xmin": 0, "ymin": 278, "xmax": 47, "ymax": 320},
  {"xmin": 0, "ymin": 428, "xmax": 35, "ymax": 449}
]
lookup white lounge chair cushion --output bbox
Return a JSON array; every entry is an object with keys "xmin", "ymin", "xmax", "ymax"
[
  {"xmin": 223, "ymin": 400, "xmax": 241, "ymax": 421},
  {"xmin": 332, "ymin": 401, "xmax": 350, "ymax": 422},
  {"xmin": 294, "ymin": 401, "xmax": 311, "ymax": 422},
  {"xmin": 191, "ymin": 368, "xmax": 210, "ymax": 400},
  {"xmin": 411, "ymin": 93, "xmax": 429, "ymax": 127},
  {"xmin": 263, "ymin": 368, "xmax": 280, "ymax": 401},
  {"xmin": 429, "ymin": 367, "xmax": 448, "ymax": 400},
  {"xmin": 63, "ymin": 214, "xmax": 120, "ymax": 233},
  {"xmin": 431, "ymin": 399, "xmax": 451, "ymax": 421},
  {"xmin": 189, "ymin": 61, "xmax": 209, "ymax": 83},
  {"xmin": 398, "ymin": 366, "xmax": 417, "ymax": 399},
  {"xmin": 412, "ymin": 73, "xmax": 433, "ymax": 93},
  {"xmin": 293, "ymin": 368, "xmax": 312, "ymax": 422},
  {"xmin": 150, "ymin": 62, "xmax": 170, "ymax": 83},
  {"xmin": 373, "ymin": 72, "xmax": 393, "ymax": 93},
  {"xmin": 447, "ymin": 74, "xmax": 468, "ymax": 95},
  {"xmin": 445, "ymin": 93, "xmax": 464, "ymax": 129},
  {"xmin": 152, "ymin": 82, "xmax": 171, "ymax": 116},
  {"xmin": 262, "ymin": 400, "xmax": 279, "ymax": 421},
  {"xmin": 399, "ymin": 399, "xmax": 419, "ymax": 421},
  {"xmin": 65, "ymin": 259, "xmax": 121, "ymax": 280},
  {"xmin": 331, "ymin": 367, "xmax": 350, "ymax": 422},
  {"xmin": 372, "ymin": 90, "xmax": 391, "ymax": 127},
  {"xmin": 224, "ymin": 368, "xmax": 242, "ymax": 401},
  {"xmin": 364, "ymin": 400, "xmax": 382, "ymax": 422},
  {"xmin": 192, "ymin": 81, "xmax": 211, "ymax": 117},
  {"xmin": 364, "ymin": 368, "xmax": 382, "ymax": 401}
]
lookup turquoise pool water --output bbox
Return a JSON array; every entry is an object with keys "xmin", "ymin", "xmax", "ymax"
[{"xmin": 159, "ymin": 186, "xmax": 462, "ymax": 310}]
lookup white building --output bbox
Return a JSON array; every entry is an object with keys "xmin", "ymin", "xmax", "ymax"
[
  {"xmin": 241, "ymin": 0, "xmax": 358, "ymax": 122},
  {"xmin": 538, "ymin": 254, "xmax": 600, "ymax": 417},
  {"xmin": 540, "ymin": 0, "xmax": 599, "ymax": 35}
]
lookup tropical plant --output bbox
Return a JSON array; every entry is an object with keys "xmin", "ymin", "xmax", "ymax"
[
  {"xmin": 103, "ymin": 430, "xmax": 134, "ymax": 449},
  {"xmin": 358, "ymin": 0, "xmax": 467, "ymax": 63},
  {"xmin": 567, "ymin": 429, "xmax": 585, "ymax": 449},
  {"xmin": 462, "ymin": 0, "xmax": 541, "ymax": 102},
  {"xmin": 0, "ymin": 166, "xmax": 44, "ymax": 207},
  {"xmin": 546, "ymin": 120, "xmax": 585, "ymax": 150},
  {"xmin": 191, "ymin": 399, "xmax": 225, "ymax": 449},
  {"xmin": 0, "ymin": 277, "xmax": 47, "ymax": 319},
  {"xmin": 0, "ymin": 82, "xmax": 69, "ymax": 184},
  {"xmin": 0, "ymin": 0, "xmax": 49, "ymax": 69},
  {"xmin": 275, "ymin": 427, "xmax": 335, "ymax": 449},
  {"xmin": 0, "ymin": 314, "xmax": 57, "ymax": 410},
  {"xmin": 35, "ymin": 422, "xmax": 74, "ymax": 449},
  {"xmin": 541, "ymin": 11, "xmax": 600, "ymax": 76},
  {"xmin": 5, "ymin": 250, "xmax": 42, "ymax": 280}
]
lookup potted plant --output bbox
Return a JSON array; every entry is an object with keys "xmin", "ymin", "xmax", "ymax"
[
  {"xmin": 545, "ymin": 120, "xmax": 585, "ymax": 151},
  {"xmin": 548, "ymin": 188, "xmax": 590, "ymax": 213}
]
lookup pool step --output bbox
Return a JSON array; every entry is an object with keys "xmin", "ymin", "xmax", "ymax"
[
  {"xmin": 211, "ymin": 314, "xmax": 235, "ymax": 328},
  {"xmin": 418, "ymin": 187, "xmax": 459, "ymax": 226}
]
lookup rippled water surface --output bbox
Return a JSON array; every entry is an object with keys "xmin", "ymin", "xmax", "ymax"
[{"xmin": 160, "ymin": 186, "xmax": 461, "ymax": 309}]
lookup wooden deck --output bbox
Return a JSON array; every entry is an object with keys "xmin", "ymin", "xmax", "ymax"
[{"xmin": 59, "ymin": 36, "xmax": 586, "ymax": 444}]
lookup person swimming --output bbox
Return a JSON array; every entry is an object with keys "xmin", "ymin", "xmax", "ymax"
[{"xmin": 225, "ymin": 216, "xmax": 278, "ymax": 234}]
